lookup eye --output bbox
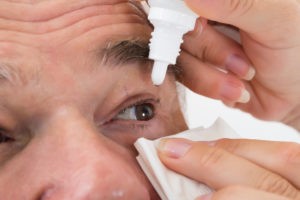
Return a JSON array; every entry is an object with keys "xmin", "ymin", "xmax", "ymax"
[
  {"xmin": 115, "ymin": 103, "xmax": 155, "ymax": 121},
  {"xmin": 0, "ymin": 132, "xmax": 13, "ymax": 144}
]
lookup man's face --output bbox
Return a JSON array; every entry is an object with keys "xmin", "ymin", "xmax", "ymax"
[{"xmin": 0, "ymin": 0, "xmax": 187, "ymax": 199}]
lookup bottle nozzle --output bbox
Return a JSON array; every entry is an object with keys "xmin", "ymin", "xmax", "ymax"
[
  {"xmin": 151, "ymin": 60, "xmax": 169, "ymax": 85},
  {"xmin": 147, "ymin": 0, "xmax": 198, "ymax": 86}
]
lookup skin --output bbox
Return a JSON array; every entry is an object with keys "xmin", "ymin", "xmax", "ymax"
[
  {"xmin": 179, "ymin": 0, "xmax": 300, "ymax": 129},
  {"xmin": 1, "ymin": 0, "xmax": 298, "ymax": 199},
  {"xmin": 0, "ymin": 0, "xmax": 187, "ymax": 199},
  {"xmin": 157, "ymin": 0, "xmax": 300, "ymax": 199}
]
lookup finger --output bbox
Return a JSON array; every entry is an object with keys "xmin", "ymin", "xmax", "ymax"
[
  {"xmin": 178, "ymin": 51, "xmax": 250, "ymax": 104},
  {"xmin": 211, "ymin": 139, "xmax": 300, "ymax": 188},
  {"xmin": 197, "ymin": 186, "xmax": 292, "ymax": 200},
  {"xmin": 158, "ymin": 138, "xmax": 300, "ymax": 199},
  {"xmin": 184, "ymin": 0, "xmax": 292, "ymax": 34},
  {"xmin": 183, "ymin": 22, "xmax": 255, "ymax": 80}
]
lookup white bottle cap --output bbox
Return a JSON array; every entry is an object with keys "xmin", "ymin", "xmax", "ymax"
[{"xmin": 148, "ymin": 0, "xmax": 198, "ymax": 85}]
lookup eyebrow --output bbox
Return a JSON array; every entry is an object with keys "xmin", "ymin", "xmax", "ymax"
[
  {"xmin": 99, "ymin": 39, "xmax": 151, "ymax": 66},
  {"xmin": 99, "ymin": 38, "xmax": 183, "ymax": 78},
  {"xmin": 0, "ymin": 39, "xmax": 151, "ymax": 87},
  {"xmin": 0, "ymin": 38, "xmax": 181, "ymax": 87},
  {"xmin": 0, "ymin": 63, "xmax": 21, "ymax": 85}
]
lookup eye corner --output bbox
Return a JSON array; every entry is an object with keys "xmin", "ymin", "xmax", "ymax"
[{"xmin": 0, "ymin": 128, "xmax": 15, "ymax": 144}]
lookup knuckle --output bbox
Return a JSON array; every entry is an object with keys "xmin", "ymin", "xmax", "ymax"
[
  {"xmin": 215, "ymin": 139, "xmax": 242, "ymax": 154},
  {"xmin": 226, "ymin": 0, "xmax": 254, "ymax": 19},
  {"xmin": 200, "ymin": 45, "xmax": 209, "ymax": 63},
  {"xmin": 278, "ymin": 142, "xmax": 300, "ymax": 169},
  {"xmin": 258, "ymin": 171, "xmax": 296, "ymax": 197},
  {"xmin": 192, "ymin": 29, "xmax": 214, "ymax": 63},
  {"xmin": 215, "ymin": 185, "xmax": 245, "ymax": 199},
  {"xmin": 183, "ymin": 31, "xmax": 209, "ymax": 62},
  {"xmin": 200, "ymin": 147, "xmax": 225, "ymax": 169}
]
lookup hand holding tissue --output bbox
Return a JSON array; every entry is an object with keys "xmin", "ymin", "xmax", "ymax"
[{"xmin": 135, "ymin": 118, "xmax": 239, "ymax": 200}]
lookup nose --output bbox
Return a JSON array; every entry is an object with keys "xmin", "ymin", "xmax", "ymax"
[{"xmin": 3, "ymin": 107, "xmax": 150, "ymax": 200}]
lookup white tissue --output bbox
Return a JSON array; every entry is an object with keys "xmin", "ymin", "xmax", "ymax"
[{"xmin": 134, "ymin": 118, "xmax": 240, "ymax": 200}]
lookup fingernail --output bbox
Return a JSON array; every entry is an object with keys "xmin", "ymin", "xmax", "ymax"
[
  {"xmin": 244, "ymin": 66, "xmax": 256, "ymax": 81},
  {"xmin": 195, "ymin": 19, "xmax": 203, "ymax": 35},
  {"xmin": 226, "ymin": 55, "xmax": 255, "ymax": 80},
  {"xmin": 188, "ymin": 19, "xmax": 203, "ymax": 37},
  {"xmin": 158, "ymin": 139, "xmax": 192, "ymax": 159},
  {"xmin": 238, "ymin": 88, "xmax": 251, "ymax": 103},
  {"xmin": 220, "ymin": 81, "xmax": 250, "ymax": 104},
  {"xmin": 196, "ymin": 193, "xmax": 213, "ymax": 200}
]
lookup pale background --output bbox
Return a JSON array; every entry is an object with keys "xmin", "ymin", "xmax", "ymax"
[{"xmin": 184, "ymin": 88, "xmax": 300, "ymax": 143}]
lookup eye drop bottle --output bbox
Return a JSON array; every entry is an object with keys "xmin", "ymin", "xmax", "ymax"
[{"xmin": 148, "ymin": 0, "xmax": 198, "ymax": 85}]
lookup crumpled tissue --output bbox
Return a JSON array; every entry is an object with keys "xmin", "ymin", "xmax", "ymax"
[{"xmin": 134, "ymin": 118, "xmax": 240, "ymax": 200}]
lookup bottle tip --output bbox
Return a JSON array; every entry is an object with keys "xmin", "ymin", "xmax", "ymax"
[{"xmin": 151, "ymin": 61, "xmax": 169, "ymax": 86}]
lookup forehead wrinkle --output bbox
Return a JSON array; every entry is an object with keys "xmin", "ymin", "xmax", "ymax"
[
  {"xmin": 0, "ymin": 0, "xmax": 143, "ymax": 22},
  {"xmin": 0, "ymin": 2, "xmax": 150, "ymax": 49},
  {"xmin": 0, "ymin": 4, "xmax": 148, "ymax": 34},
  {"xmin": 127, "ymin": 0, "xmax": 148, "ymax": 21},
  {"xmin": 5, "ymin": 0, "xmax": 46, "ymax": 4}
]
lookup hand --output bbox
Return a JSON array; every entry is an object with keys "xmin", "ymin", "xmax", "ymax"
[
  {"xmin": 158, "ymin": 138, "xmax": 300, "ymax": 199},
  {"xmin": 178, "ymin": 0, "xmax": 300, "ymax": 129}
]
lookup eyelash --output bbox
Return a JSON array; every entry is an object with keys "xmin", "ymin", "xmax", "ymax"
[
  {"xmin": 0, "ymin": 131, "xmax": 13, "ymax": 144},
  {"xmin": 106, "ymin": 98, "xmax": 159, "ymax": 125}
]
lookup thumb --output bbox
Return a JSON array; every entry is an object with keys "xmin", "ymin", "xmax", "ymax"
[{"xmin": 184, "ymin": 0, "xmax": 294, "ymax": 33}]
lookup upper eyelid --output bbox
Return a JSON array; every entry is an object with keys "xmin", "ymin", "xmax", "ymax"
[{"xmin": 116, "ymin": 98, "xmax": 159, "ymax": 117}]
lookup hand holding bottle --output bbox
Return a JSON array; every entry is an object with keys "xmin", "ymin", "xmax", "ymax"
[{"xmin": 178, "ymin": 0, "xmax": 300, "ymax": 130}]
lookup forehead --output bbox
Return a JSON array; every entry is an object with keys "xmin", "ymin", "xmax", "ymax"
[
  {"xmin": 0, "ymin": 0, "xmax": 144, "ymax": 19},
  {"xmin": 0, "ymin": 0, "xmax": 152, "ymax": 104},
  {"xmin": 0, "ymin": 0, "xmax": 151, "ymax": 72},
  {"xmin": 0, "ymin": 0, "xmax": 149, "ymax": 48}
]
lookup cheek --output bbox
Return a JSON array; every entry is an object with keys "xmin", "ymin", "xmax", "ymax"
[
  {"xmin": 101, "ymin": 119, "xmax": 162, "ymax": 146},
  {"xmin": 0, "ymin": 136, "xmax": 152, "ymax": 199}
]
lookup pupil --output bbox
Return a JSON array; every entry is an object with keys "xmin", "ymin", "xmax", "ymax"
[{"xmin": 135, "ymin": 103, "xmax": 154, "ymax": 121}]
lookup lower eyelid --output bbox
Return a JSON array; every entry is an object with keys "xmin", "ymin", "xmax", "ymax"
[{"xmin": 104, "ymin": 118, "xmax": 151, "ymax": 127}]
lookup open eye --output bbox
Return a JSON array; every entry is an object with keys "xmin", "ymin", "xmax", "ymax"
[{"xmin": 115, "ymin": 103, "xmax": 155, "ymax": 121}]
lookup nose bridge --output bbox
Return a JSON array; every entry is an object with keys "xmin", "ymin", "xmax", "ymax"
[
  {"xmin": 33, "ymin": 107, "xmax": 107, "ymax": 186},
  {"xmin": 31, "ymin": 107, "xmax": 150, "ymax": 199},
  {"xmin": 39, "ymin": 106, "xmax": 102, "ymax": 149},
  {"xmin": 36, "ymin": 106, "xmax": 112, "ymax": 174},
  {"xmin": 42, "ymin": 106, "xmax": 96, "ymax": 136}
]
